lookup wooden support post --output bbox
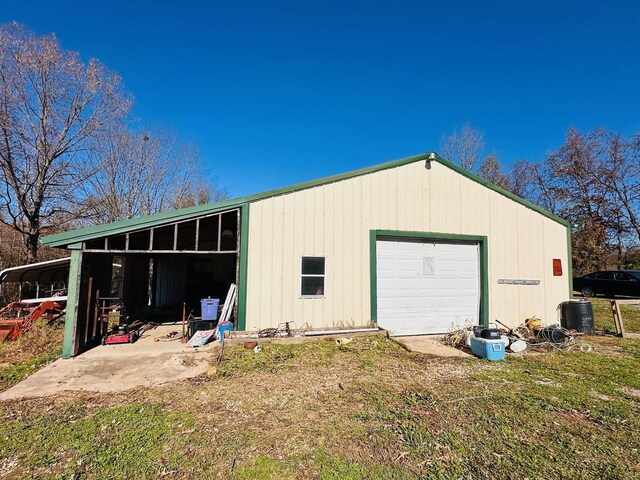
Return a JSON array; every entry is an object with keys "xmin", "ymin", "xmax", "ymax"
[
  {"xmin": 92, "ymin": 288, "xmax": 100, "ymax": 339},
  {"xmin": 611, "ymin": 300, "xmax": 626, "ymax": 338},
  {"xmin": 182, "ymin": 302, "xmax": 186, "ymax": 342},
  {"xmin": 84, "ymin": 276, "xmax": 93, "ymax": 344}
]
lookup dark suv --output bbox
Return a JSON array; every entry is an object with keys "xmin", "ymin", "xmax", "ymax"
[{"xmin": 573, "ymin": 270, "xmax": 640, "ymax": 298}]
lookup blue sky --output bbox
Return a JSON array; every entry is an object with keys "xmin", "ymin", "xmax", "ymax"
[{"xmin": 4, "ymin": 1, "xmax": 640, "ymax": 196}]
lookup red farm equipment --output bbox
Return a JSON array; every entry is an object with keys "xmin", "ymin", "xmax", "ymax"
[{"xmin": 0, "ymin": 300, "xmax": 64, "ymax": 343}]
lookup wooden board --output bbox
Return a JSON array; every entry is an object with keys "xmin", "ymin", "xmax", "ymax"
[{"xmin": 611, "ymin": 300, "xmax": 640, "ymax": 338}]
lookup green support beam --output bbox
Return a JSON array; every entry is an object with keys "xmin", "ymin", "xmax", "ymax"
[
  {"xmin": 236, "ymin": 203, "xmax": 250, "ymax": 331},
  {"xmin": 62, "ymin": 246, "xmax": 82, "ymax": 358}
]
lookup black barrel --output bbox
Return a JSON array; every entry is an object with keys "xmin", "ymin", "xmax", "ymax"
[{"xmin": 560, "ymin": 300, "xmax": 594, "ymax": 334}]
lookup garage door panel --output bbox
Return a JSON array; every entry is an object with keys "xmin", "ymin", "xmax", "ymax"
[{"xmin": 376, "ymin": 238, "xmax": 480, "ymax": 336}]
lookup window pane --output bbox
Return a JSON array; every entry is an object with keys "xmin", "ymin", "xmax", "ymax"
[
  {"xmin": 111, "ymin": 255, "xmax": 125, "ymax": 297},
  {"xmin": 301, "ymin": 276, "xmax": 324, "ymax": 296},
  {"xmin": 598, "ymin": 272, "xmax": 614, "ymax": 280},
  {"xmin": 302, "ymin": 257, "xmax": 325, "ymax": 275}
]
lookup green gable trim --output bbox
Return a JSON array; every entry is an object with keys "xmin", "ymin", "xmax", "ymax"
[
  {"xmin": 42, "ymin": 151, "xmax": 568, "ymax": 248},
  {"xmin": 369, "ymin": 230, "xmax": 489, "ymax": 328}
]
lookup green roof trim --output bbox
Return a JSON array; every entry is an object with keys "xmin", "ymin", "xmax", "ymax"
[{"xmin": 42, "ymin": 151, "xmax": 568, "ymax": 248}]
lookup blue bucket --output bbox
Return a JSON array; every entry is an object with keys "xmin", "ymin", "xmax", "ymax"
[{"xmin": 201, "ymin": 298, "xmax": 220, "ymax": 321}]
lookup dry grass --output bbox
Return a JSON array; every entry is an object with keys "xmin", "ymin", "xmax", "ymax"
[
  {"xmin": 0, "ymin": 318, "xmax": 63, "ymax": 391},
  {"xmin": 1, "ymin": 334, "xmax": 639, "ymax": 479},
  {"xmin": 0, "ymin": 318, "xmax": 63, "ymax": 366}
]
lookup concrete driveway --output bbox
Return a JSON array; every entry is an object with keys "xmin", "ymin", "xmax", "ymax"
[{"xmin": 0, "ymin": 324, "xmax": 218, "ymax": 401}]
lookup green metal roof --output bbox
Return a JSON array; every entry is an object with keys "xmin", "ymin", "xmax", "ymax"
[{"xmin": 42, "ymin": 152, "xmax": 568, "ymax": 249}]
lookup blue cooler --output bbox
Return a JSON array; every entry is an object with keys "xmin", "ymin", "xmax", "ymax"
[
  {"xmin": 470, "ymin": 337, "xmax": 505, "ymax": 361},
  {"xmin": 201, "ymin": 297, "xmax": 220, "ymax": 321}
]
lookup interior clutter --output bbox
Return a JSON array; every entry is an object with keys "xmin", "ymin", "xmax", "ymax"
[{"xmin": 73, "ymin": 209, "xmax": 240, "ymax": 353}]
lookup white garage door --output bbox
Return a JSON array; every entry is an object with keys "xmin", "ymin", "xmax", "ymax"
[{"xmin": 376, "ymin": 238, "xmax": 480, "ymax": 336}]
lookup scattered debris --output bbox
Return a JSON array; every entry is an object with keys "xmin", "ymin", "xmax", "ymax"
[
  {"xmin": 154, "ymin": 331, "xmax": 183, "ymax": 342},
  {"xmin": 444, "ymin": 319, "xmax": 596, "ymax": 359},
  {"xmin": 335, "ymin": 338, "xmax": 353, "ymax": 346},
  {"xmin": 186, "ymin": 329, "xmax": 215, "ymax": 348},
  {"xmin": 258, "ymin": 322, "xmax": 294, "ymax": 338},
  {"xmin": 509, "ymin": 340, "xmax": 527, "ymax": 353},
  {"xmin": 138, "ymin": 322, "xmax": 159, "ymax": 335},
  {"xmin": 180, "ymin": 356, "xmax": 197, "ymax": 367}
]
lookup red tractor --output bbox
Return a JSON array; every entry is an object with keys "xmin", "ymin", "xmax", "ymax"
[{"xmin": 0, "ymin": 300, "xmax": 64, "ymax": 343}]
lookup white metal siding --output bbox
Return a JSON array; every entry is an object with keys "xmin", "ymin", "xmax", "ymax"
[
  {"xmin": 245, "ymin": 160, "xmax": 570, "ymax": 331},
  {"xmin": 377, "ymin": 239, "xmax": 480, "ymax": 335}
]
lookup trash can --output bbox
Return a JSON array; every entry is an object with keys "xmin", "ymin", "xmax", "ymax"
[
  {"xmin": 560, "ymin": 300, "xmax": 594, "ymax": 335},
  {"xmin": 201, "ymin": 297, "xmax": 220, "ymax": 321}
]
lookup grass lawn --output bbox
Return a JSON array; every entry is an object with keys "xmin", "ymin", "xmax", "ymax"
[
  {"xmin": 591, "ymin": 297, "xmax": 640, "ymax": 333},
  {"xmin": 0, "ymin": 334, "xmax": 639, "ymax": 479}
]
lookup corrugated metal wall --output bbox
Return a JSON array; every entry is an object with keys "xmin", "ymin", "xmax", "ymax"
[
  {"xmin": 155, "ymin": 256, "xmax": 187, "ymax": 307},
  {"xmin": 245, "ymin": 160, "xmax": 569, "ymax": 331}
]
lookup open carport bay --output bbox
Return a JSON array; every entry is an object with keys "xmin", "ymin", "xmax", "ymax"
[{"xmin": 67, "ymin": 208, "xmax": 240, "ymax": 356}]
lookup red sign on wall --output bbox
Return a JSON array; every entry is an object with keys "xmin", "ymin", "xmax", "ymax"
[{"xmin": 553, "ymin": 259, "xmax": 563, "ymax": 276}]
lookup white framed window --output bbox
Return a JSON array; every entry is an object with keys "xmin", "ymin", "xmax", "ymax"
[{"xmin": 301, "ymin": 256, "xmax": 325, "ymax": 297}]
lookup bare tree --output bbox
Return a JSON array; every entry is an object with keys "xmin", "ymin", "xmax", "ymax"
[
  {"xmin": 441, "ymin": 123, "xmax": 484, "ymax": 171},
  {"xmin": 81, "ymin": 127, "xmax": 228, "ymax": 224},
  {"xmin": 508, "ymin": 159, "xmax": 536, "ymax": 198},
  {"xmin": 477, "ymin": 154, "xmax": 509, "ymax": 190},
  {"xmin": 0, "ymin": 23, "xmax": 130, "ymax": 262},
  {"xmin": 530, "ymin": 128, "xmax": 624, "ymax": 274},
  {"xmin": 595, "ymin": 131, "xmax": 640, "ymax": 243}
]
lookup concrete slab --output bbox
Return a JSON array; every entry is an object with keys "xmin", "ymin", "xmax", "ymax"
[
  {"xmin": 0, "ymin": 323, "xmax": 218, "ymax": 401},
  {"xmin": 393, "ymin": 335, "xmax": 473, "ymax": 358}
]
